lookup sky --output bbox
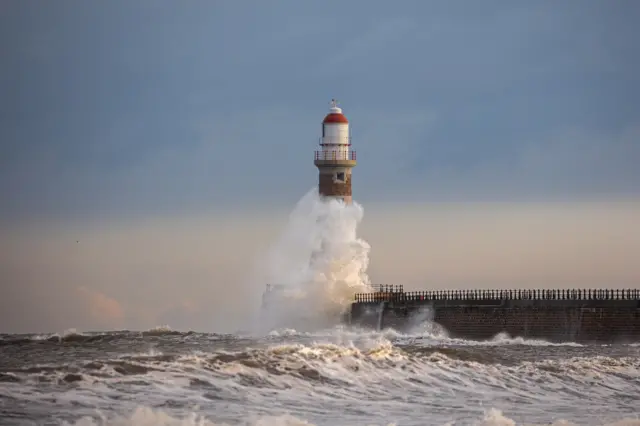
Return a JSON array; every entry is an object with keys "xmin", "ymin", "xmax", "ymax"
[{"xmin": 1, "ymin": 0, "xmax": 639, "ymax": 333}]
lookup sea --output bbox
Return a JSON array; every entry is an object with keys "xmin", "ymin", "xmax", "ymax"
[{"xmin": 1, "ymin": 327, "xmax": 639, "ymax": 426}]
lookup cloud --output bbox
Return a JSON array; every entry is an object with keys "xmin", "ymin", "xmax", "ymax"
[
  {"xmin": 154, "ymin": 298, "xmax": 206, "ymax": 331},
  {"xmin": 400, "ymin": 121, "xmax": 640, "ymax": 201},
  {"xmin": 517, "ymin": 124, "xmax": 640, "ymax": 186},
  {"xmin": 76, "ymin": 286, "xmax": 125, "ymax": 329},
  {"xmin": 318, "ymin": 17, "xmax": 417, "ymax": 75},
  {"xmin": 362, "ymin": 200, "xmax": 640, "ymax": 289},
  {"xmin": 1, "ymin": 1, "xmax": 639, "ymax": 219}
]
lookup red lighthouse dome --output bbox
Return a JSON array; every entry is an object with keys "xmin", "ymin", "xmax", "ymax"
[{"xmin": 323, "ymin": 99, "xmax": 349, "ymax": 124}]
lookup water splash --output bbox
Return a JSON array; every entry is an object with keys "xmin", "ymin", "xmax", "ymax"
[
  {"xmin": 255, "ymin": 188, "xmax": 372, "ymax": 333},
  {"xmin": 376, "ymin": 302, "xmax": 385, "ymax": 331}
]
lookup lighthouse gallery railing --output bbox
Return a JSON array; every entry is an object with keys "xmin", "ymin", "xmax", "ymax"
[{"xmin": 314, "ymin": 150, "xmax": 357, "ymax": 161}]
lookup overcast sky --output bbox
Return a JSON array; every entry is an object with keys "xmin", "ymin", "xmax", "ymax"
[
  {"xmin": 2, "ymin": 0, "xmax": 639, "ymax": 221},
  {"xmin": 1, "ymin": 1, "xmax": 639, "ymax": 333}
]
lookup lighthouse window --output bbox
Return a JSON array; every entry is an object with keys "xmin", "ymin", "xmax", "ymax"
[{"xmin": 335, "ymin": 172, "xmax": 345, "ymax": 182}]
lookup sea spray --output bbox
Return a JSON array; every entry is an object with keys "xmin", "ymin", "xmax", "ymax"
[{"xmin": 254, "ymin": 188, "xmax": 373, "ymax": 333}]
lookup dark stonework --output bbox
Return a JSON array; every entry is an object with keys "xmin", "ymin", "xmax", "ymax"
[
  {"xmin": 349, "ymin": 298, "xmax": 640, "ymax": 343},
  {"xmin": 319, "ymin": 173, "xmax": 352, "ymax": 197}
]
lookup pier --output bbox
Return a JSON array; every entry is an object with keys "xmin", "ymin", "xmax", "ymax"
[{"xmin": 348, "ymin": 285, "xmax": 640, "ymax": 343}]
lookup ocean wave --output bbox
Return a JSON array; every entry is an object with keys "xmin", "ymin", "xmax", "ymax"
[
  {"xmin": 4, "ymin": 338, "xmax": 638, "ymax": 388},
  {"xmin": 1, "ymin": 324, "xmax": 634, "ymax": 348},
  {"xmin": 263, "ymin": 326, "xmax": 588, "ymax": 348},
  {"xmin": 2, "ymin": 338, "xmax": 639, "ymax": 425},
  {"xmin": 0, "ymin": 326, "xmax": 233, "ymax": 346}
]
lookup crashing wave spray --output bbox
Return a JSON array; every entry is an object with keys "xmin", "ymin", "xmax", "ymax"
[{"xmin": 255, "ymin": 188, "xmax": 373, "ymax": 333}]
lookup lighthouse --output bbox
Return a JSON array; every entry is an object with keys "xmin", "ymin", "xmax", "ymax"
[{"xmin": 314, "ymin": 99, "xmax": 357, "ymax": 204}]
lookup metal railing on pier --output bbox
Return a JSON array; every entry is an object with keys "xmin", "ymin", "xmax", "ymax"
[{"xmin": 354, "ymin": 288, "xmax": 640, "ymax": 303}]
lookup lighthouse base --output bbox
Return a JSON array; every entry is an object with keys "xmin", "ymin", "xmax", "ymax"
[{"xmin": 319, "ymin": 195, "xmax": 352, "ymax": 205}]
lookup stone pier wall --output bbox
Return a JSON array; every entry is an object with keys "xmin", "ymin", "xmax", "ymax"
[{"xmin": 349, "ymin": 299, "xmax": 640, "ymax": 343}]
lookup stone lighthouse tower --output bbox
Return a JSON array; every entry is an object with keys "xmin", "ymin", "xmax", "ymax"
[{"xmin": 314, "ymin": 99, "xmax": 357, "ymax": 204}]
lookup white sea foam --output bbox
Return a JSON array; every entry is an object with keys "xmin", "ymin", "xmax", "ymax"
[
  {"xmin": 261, "ymin": 325, "xmax": 586, "ymax": 348},
  {"xmin": 254, "ymin": 188, "xmax": 372, "ymax": 333},
  {"xmin": 4, "ymin": 336, "xmax": 639, "ymax": 425}
]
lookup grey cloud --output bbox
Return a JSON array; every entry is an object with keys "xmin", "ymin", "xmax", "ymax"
[
  {"xmin": 400, "ymin": 122, "xmax": 640, "ymax": 201},
  {"xmin": 1, "ymin": 0, "xmax": 639, "ymax": 221}
]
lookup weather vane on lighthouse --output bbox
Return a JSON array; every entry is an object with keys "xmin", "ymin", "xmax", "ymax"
[{"xmin": 314, "ymin": 99, "xmax": 356, "ymax": 204}]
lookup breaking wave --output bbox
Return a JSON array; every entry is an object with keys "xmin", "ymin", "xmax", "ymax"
[
  {"xmin": 0, "ymin": 326, "xmax": 203, "ymax": 346},
  {"xmin": 4, "ymin": 337, "xmax": 638, "ymax": 382},
  {"xmin": 253, "ymin": 189, "xmax": 373, "ymax": 333},
  {"xmin": 2, "ymin": 328, "xmax": 639, "ymax": 425}
]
